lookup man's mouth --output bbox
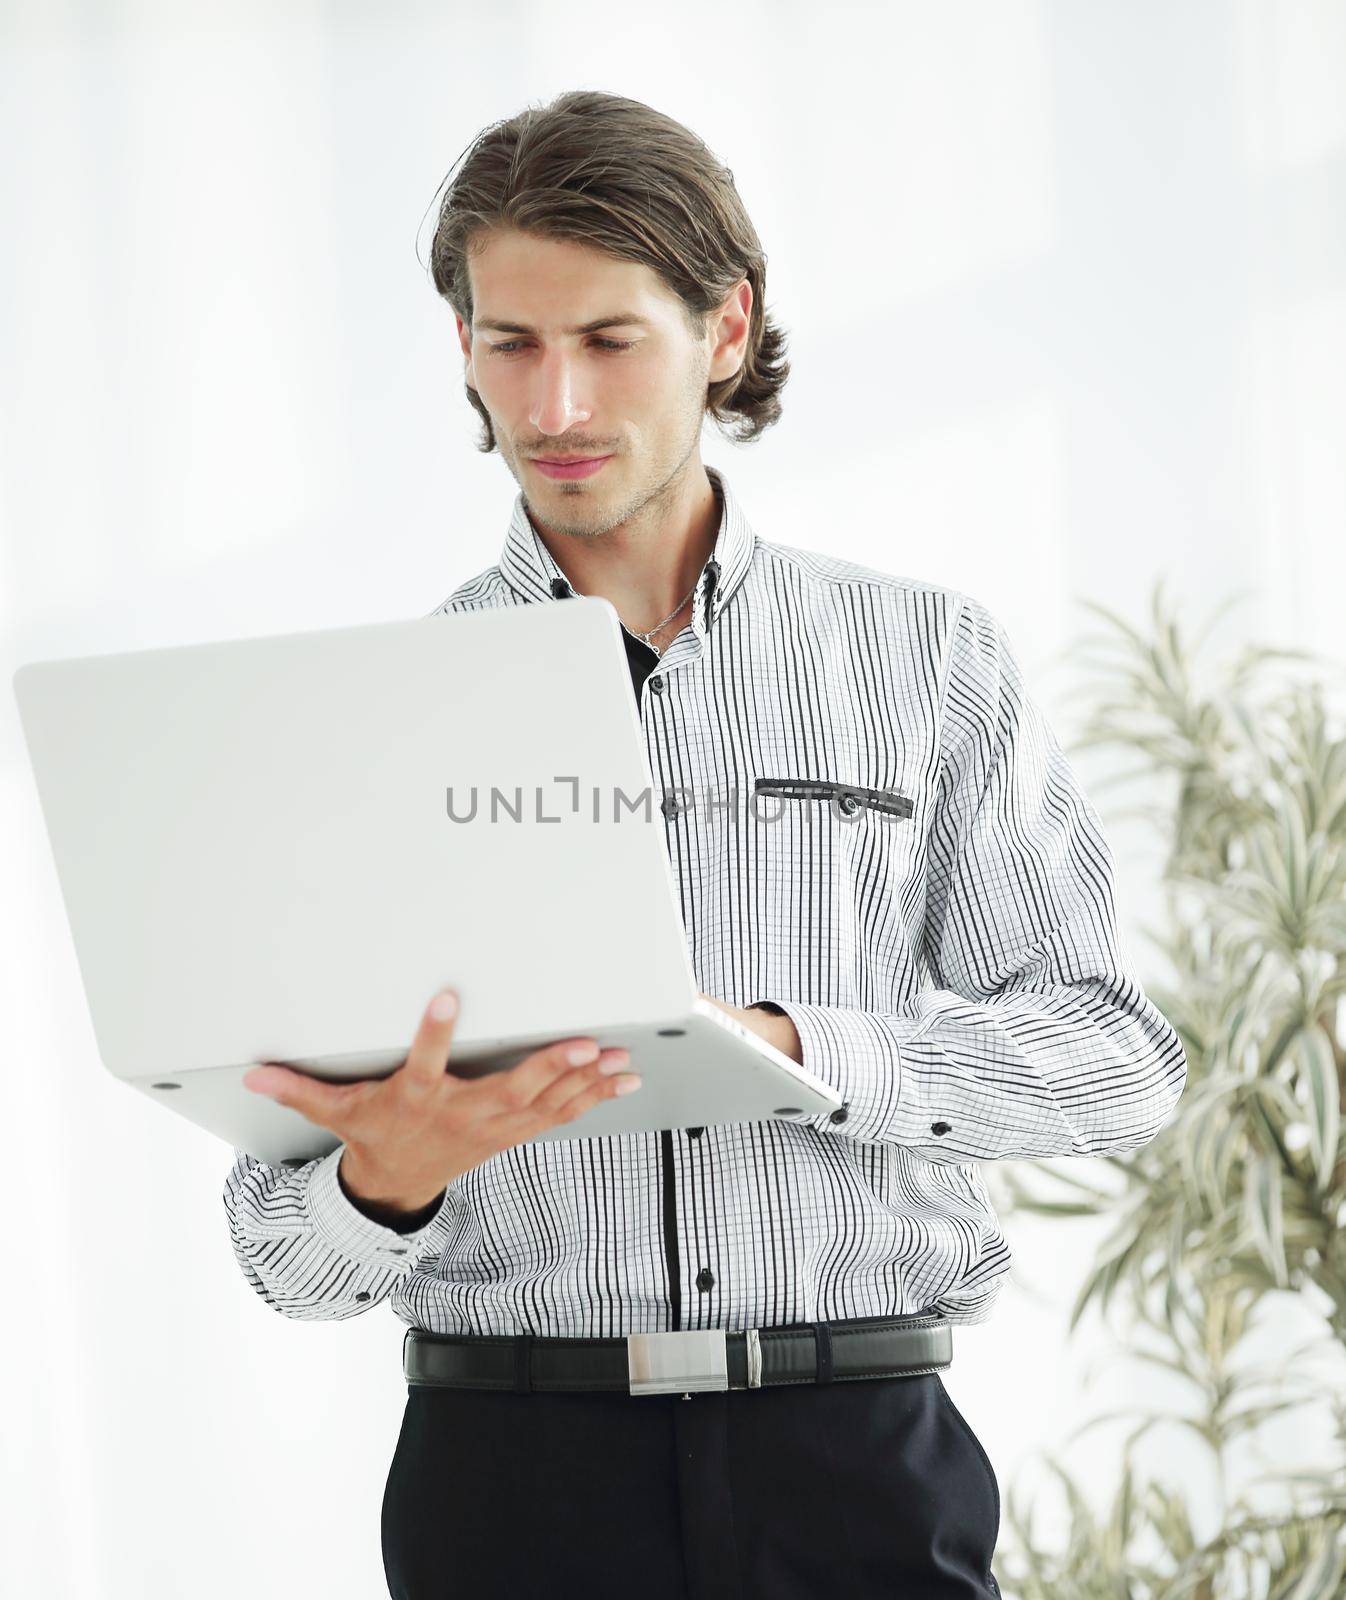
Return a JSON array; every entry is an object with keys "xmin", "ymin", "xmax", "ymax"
[{"xmin": 530, "ymin": 455, "xmax": 613, "ymax": 479}]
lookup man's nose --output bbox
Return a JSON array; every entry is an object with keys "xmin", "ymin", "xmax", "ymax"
[{"xmin": 529, "ymin": 351, "xmax": 593, "ymax": 432}]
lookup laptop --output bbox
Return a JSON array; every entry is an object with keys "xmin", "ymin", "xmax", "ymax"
[{"xmin": 12, "ymin": 597, "xmax": 843, "ymax": 1165}]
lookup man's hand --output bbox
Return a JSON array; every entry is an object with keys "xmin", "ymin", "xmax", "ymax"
[
  {"xmin": 699, "ymin": 993, "xmax": 803, "ymax": 1065},
  {"xmin": 241, "ymin": 989, "xmax": 642, "ymax": 1210}
]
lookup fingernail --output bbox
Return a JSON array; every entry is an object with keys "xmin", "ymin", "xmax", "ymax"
[
  {"xmin": 598, "ymin": 1050, "xmax": 631, "ymax": 1075},
  {"xmin": 613, "ymin": 1074, "xmax": 642, "ymax": 1096},
  {"xmin": 430, "ymin": 991, "xmax": 457, "ymax": 1021}
]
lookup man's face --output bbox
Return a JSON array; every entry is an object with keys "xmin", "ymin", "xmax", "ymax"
[{"xmin": 456, "ymin": 227, "xmax": 745, "ymax": 536}]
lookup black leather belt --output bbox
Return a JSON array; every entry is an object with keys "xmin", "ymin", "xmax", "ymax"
[{"xmin": 403, "ymin": 1310, "xmax": 952, "ymax": 1397}]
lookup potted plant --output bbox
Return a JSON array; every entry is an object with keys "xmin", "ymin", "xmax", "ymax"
[{"xmin": 986, "ymin": 579, "xmax": 1346, "ymax": 1598}]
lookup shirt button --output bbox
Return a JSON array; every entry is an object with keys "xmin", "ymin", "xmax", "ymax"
[
  {"xmin": 660, "ymin": 793, "xmax": 680, "ymax": 820},
  {"xmin": 649, "ymin": 675, "xmax": 665, "ymax": 695},
  {"xmin": 354, "ymin": 1291, "xmax": 370, "ymax": 1302},
  {"xmin": 829, "ymin": 1105, "xmax": 849, "ymax": 1124},
  {"xmin": 695, "ymin": 1268, "xmax": 715, "ymax": 1292},
  {"xmin": 839, "ymin": 794, "xmax": 860, "ymax": 816},
  {"xmin": 686, "ymin": 1126, "xmax": 704, "ymax": 1139},
  {"xmin": 931, "ymin": 1120, "xmax": 951, "ymax": 1135}
]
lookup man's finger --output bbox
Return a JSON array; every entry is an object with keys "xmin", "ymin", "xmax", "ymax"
[
  {"xmin": 399, "ymin": 988, "xmax": 460, "ymax": 1089},
  {"xmin": 241, "ymin": 1063, "xmax": 355, "ymax": 1134}
]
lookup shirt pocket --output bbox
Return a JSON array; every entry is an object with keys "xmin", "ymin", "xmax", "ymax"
[
  {"xmin": 745, "ymin": 772, "xmax": 920, "ymax": 979},
  {"xmin": 740, "ymin": 771, "xmax": 923, "ymax": 988}
]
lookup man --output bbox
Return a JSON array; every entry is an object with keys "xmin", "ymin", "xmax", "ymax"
[{"xmin": 225, "ymin": 91, "xmax": 1187, "ymax": 1600}]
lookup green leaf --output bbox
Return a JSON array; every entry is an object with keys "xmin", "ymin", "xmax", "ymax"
[
  {"xmin": 1282, "ymin": 793, "xmax": 1311, "ymax": 913},
  {"xmin": 1296, "ymin": 1021, "xmax": 1342, "ymax": 1193},
  {"xmin": 1241, "ymin": 1151, "xmax": 1289, "ymax": 1287},
  {"xmin": 1282, "ymin": 1531, "xmax": 1346, "ymax": 1600}
]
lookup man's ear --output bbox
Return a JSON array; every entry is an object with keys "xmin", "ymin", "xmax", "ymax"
[{"xmin": 456, "ymin": 312, "xmax": 475, "ymax": 369}]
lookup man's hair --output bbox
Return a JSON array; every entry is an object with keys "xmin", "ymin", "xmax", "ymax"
[{"xmin": 424, "ymin": 89, "xmax": 790, "ymax": 453}]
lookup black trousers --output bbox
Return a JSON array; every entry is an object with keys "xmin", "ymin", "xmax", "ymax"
[{"xmin": 382, "ymin": 1363, "xmax": 1002, "ymax": 1599}]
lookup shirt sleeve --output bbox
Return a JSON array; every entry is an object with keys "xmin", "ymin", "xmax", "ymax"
[
  {"xmin": 222, "ymin": 1145, "xmax": 451, "ymax": 1320},
  {"xmin": 751, "ymin": 594, "xmax": 1188, "ymax": 1165}
]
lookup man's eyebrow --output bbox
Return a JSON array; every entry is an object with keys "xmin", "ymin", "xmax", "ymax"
[{"xmin": 474, "ymin": 313, "xmax": 656, "ymax": 336}]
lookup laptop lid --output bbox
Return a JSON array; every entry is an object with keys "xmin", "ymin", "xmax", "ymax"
[{"xmin": 13, "ymin": 598, "xmax": 698, "ymax": 1091}]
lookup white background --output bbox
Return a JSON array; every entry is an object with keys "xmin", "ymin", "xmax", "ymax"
[{"xmin": 3, "ymin": 2, "xmax": 1344, "ymax": 1594}]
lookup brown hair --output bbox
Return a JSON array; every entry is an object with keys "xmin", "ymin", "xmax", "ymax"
[{"xmin": 423, "ymin": 90, "xmax": 791, "ymax": 453}]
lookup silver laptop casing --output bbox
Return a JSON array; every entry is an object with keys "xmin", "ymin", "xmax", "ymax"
[{"xmin": 13, "ymin": 598, "xmax": 842, "ymax": 1163}]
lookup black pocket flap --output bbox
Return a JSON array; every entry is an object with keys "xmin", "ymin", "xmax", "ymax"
[{"xmin": 753, "ymin": 776, "xmax": 913, "ymax": 819}]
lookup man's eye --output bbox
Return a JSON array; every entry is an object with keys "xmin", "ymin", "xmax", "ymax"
[{"xmin": 487, "ymin": 339, "xmax": 637, "ymax": 355}]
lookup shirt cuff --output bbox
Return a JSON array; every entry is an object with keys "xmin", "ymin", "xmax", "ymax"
[
  {"xmin": 306, "ymin": 1147, "xmax": 449, "ymax": 1266},
  {"xmin": 749, "ymin": 998, "xmax": 913, "ymax": 1143}
]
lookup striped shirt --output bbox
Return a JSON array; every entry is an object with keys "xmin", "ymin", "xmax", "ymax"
[{"xmin": 223, "ymin": 463, "xmax": 1187, "ymax": 1336}]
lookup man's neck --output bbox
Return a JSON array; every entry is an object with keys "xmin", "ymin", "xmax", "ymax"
[{"xmin": 526, "ymin": 465, "xmax": 721, "ymax": 637}]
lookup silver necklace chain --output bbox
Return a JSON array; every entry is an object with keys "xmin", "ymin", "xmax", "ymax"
[{"xmin": 620, "ymin": 575, "xmax": 701, "ymax": 656}]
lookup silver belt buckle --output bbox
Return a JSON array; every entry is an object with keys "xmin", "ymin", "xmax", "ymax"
[{"xmin": 627, "ymin": 1329, "xmax": 729, "ymax": 1396}]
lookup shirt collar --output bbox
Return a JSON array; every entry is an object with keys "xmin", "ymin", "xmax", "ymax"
[{"xmin": 497, "ymin": 463, "xmax": 755, "ymax": 639}]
